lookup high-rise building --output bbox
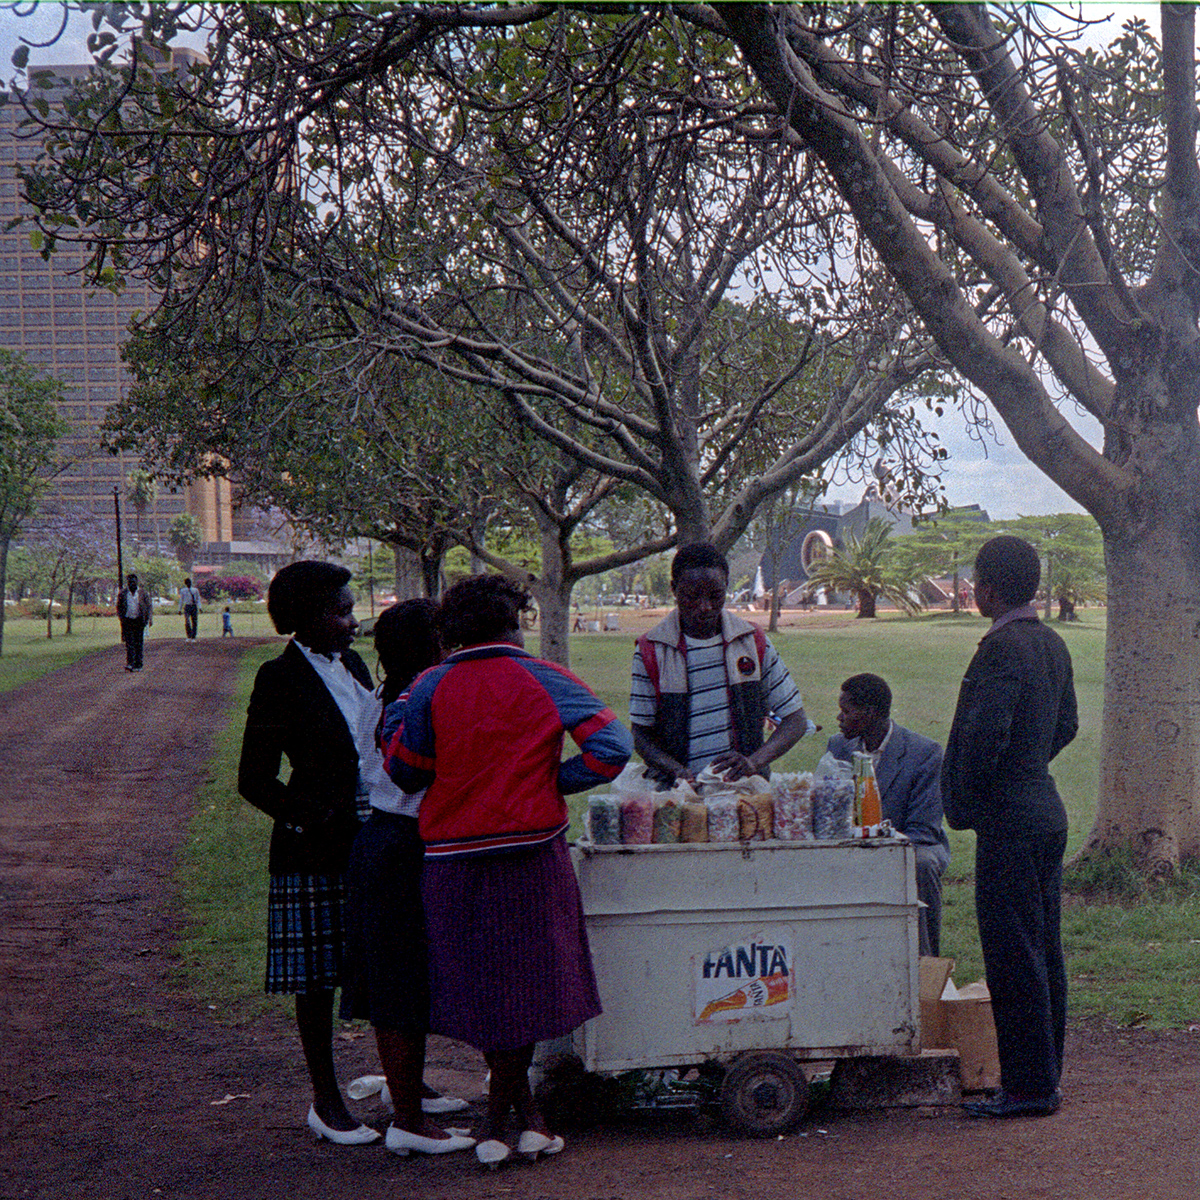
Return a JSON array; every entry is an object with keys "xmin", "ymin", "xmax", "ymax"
[{"xmin": 0, "ymin": 57, "xmax": 283, "ymax": 569}]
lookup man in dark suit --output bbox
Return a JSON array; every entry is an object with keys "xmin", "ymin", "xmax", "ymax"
[
  {"xmin": 827, "ymin": 673, "xmax": 950, "ymax": 955},
  {"xmin": 117, "ymin": 572, "xmax": 153, "ymax": 671},
  {"xmin": 942, "ymin": 536, "xmax": 1078, "ymax": 1119}
]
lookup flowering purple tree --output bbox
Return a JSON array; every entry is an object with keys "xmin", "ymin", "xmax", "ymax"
[{"xmin": 26, "ymin": 509, "xmax": 114, "ymax": 638}]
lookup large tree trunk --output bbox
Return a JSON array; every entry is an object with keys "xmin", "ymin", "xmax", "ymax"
[
  {"xmin": 391, "ymin": 544, "xmax": 422, "ymax": 600},
  {"xmin": 857, "ymin": 589, "xmax": 876, "ymax": 619},
  {"xmin": 419, "ymin": 546, "xmax": 443, "ymax": 599},
  {"xmin": 534, "ymin": 520, "xmax": 571, "ymax": 668},
  {"xmin": 1078, "ymin": 518, "xmax": 1200, "ymax": 873}
]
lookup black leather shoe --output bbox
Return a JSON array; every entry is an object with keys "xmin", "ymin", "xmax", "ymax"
[{"xmin": 963, "ymin": 1088, "xmax": 1061, "ymax": 1118}]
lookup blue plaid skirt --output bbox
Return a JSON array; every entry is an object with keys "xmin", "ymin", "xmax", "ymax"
[
  {"xmin": 265, "ymin": 872, "xmax": 349, "ymax": 994},
  {"xmin": 264, "ymin": 789, "xmax": 369, "ymax": 994}
]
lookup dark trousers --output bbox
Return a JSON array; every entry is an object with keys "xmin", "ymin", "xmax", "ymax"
[
  {"xmin": 914, "ymin": 844, "xmax": 944, "ymax": 957},
  {"xmin": 975, "ymin": 829, "xmax": 1067, "ymax": 1098},
  {"xmin": 183, "ymin": 604, "xmax": 198, "ymax": 639},
  {"xmin": 119, "ymin": 617, "xmax": 146, "ymax": 669}
]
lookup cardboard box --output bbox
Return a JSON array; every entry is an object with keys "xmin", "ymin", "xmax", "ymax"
[
  {"xmin": 919, "ymin": 956, "xmax": 954, "ymax": 1049},
  {"xmin": 918, "ymin": 957, "xmax": 1001, "ymax": 1092}
]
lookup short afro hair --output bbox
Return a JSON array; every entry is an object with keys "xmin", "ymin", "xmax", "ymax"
[
  {"xmin": 671, "ymin": 542, "xmax": 729, "ymax": 585},
  {"xmin": 437, "ymin": 574, "xmax": 532, "ymax": 651},
  {"xmin": 267, "ymin": 560, "xmax": 352, "ymax": 635},
  {"xmin": 840, "ymin": 673, "xmax": 892, "ymax": 718},
  {"xmin": 974, "ymin": 536, "xmax": 1040, "ymax": 607}
]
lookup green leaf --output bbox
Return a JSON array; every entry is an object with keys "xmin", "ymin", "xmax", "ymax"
[{"xmin": 11, "ymin": 44, "xmax": 29, "ymax": 70}]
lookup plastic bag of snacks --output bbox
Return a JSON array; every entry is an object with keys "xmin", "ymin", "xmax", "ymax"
[
  {"xmin": 619, "ymin": 793, "xmax": 655, "ymax": 844},
  {"xmin": 737, "ymin": 793, "xmax": 775, "ymax": 841},
  {"xmin": 652, "ymin": 796, "xmax": 684, "ymax": 844},
  {"xmin": 586, "ymin": 795, "xmax": 621, "ymax": 844},
  {"xmin": 772, "ymin": 772, "xmax": 814, "ymax": 840},
  {"xmin": 705, "ymin": 792, "xmax": 741, "ymax": 842},
  {"xmin": 681, "ymin": 800, "xmax": 709, "ymax": 842},
  {"xmin": 811, "ymin": 753, "xmax": 854, "ymax": 840}
]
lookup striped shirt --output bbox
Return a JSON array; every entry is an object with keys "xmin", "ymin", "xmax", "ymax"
[{"xmin": 630, "ymin": 633, "xmax": 804, "ymax": 775}]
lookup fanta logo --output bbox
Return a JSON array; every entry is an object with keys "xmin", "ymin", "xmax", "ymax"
[{"xmin": 702, "ymin": 943, "xmax": 789, "ymax": 979}]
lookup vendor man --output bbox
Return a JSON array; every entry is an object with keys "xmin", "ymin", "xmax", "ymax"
[
  {"xmin": 630, "ymin": 543, "xmax": 810, "ymax": 784},
  {"xmin": 826, "ymin": 673, "xmax": 950, "ymax": 955}
]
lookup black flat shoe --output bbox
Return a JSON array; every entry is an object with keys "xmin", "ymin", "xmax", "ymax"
[{"xmin": 963, "ymin": 1088, "xmax": 1061, "ymax": 1118}]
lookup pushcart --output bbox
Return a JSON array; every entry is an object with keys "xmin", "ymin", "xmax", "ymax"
[{"xmin": 556, "ymin": 837, "xmax": 922, "ymax": 1135}]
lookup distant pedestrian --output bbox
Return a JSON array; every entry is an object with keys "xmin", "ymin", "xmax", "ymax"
[
  {"xmin": 117, "ymin": 573, "xmax": 153, "ymax": 671},
  {"xmin": 222, "ymin": 605, "xmax": 234, "ymax": 638},
  {"xmin": 942, "ymin": 536, "xmax": 1078, "ymax": 1119},
  {"xmin": 179, "ymin": 577, "xmax": 202, "ymax": 639}
]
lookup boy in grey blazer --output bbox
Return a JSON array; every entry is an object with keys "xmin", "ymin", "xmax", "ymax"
[{"xmin": 827, "ymin": 672, "xmax": 950, "ymax": 955}]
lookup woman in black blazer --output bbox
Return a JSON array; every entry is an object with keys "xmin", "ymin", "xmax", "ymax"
[{"xmin": 238, "ymin": 561, "xmax": 380, "ymax": 1145}]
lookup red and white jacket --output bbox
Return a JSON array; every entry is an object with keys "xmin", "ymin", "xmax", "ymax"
[{"xmin": 384, "ymin": 643, "xmax": 632, "ymax": 858}]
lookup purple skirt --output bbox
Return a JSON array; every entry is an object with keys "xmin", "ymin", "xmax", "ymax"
[{"xmin": 421, "ymin": 835, "xmax": 601, "ymax": 1052}]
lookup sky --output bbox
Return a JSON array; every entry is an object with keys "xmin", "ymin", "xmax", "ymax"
[{"xmin": 0, "ymin": 3, "xmax": 1153, "ymax": 520}]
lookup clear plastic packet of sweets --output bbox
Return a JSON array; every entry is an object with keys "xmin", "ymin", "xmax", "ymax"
[
  {"xmin": 812, "ymin": 776, "xmax": 854, "ymax": 839},
  {"xmin": 706, "ymin": 792, "xmax": 740, "ymax": 842},
  {"xmin": 681, "ymin": 800, "xmax": 709, "ymax": 842},
  {"xmin": 619, "ymin": 793, "xmax": 654, "ymax": 844},
  {"xmin": 586, "ymin": 795, "xmax": 621, "ymax": 844},
  {"xmin": 738, "ymin": 793, "xmax": 774, "ymax": 840},
  {"xmin": 773, "ymin": 772, "xmax": 814, "ymax": 841},
  {"xmin": 652, "ymin": 796, "xmax": 683, "ymax": 844}
]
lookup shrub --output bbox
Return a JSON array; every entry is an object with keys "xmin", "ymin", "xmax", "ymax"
[{"xmin": 198, "ymin": 575, "xmax": 263, "ymax": 602}]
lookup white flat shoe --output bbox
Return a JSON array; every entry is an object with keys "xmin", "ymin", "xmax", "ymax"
[
  {"xmin": 475, "ymin": 1139, "xmax": 511, "ymax": 1169},
  {"xmin": 422, "ymin": 1094, "xmax": 469, "ymax": 1114},
  {"xmin": 517, "ymin": 1130, "xmax": 565, "ymax": 1160},
  {"xmin": 306, "ymin": 1105, "xmax": 381, "ymax": 1145},
  {"xmin": 385, "ymin": 1127, "xmax": 476, "ymax": 1157}
]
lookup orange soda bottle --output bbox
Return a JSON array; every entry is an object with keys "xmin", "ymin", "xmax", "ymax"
[{"xmin": 859, "ymin": 755, "xmax": 882, "ymax": 829}]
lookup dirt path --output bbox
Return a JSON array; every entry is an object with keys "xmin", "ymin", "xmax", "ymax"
[{"xmin": 2, "ymin": 638, "xmax": 1200, "ymax": 1199}]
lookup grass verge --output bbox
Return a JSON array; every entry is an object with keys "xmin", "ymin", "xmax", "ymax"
[{"xmin": 173, "ymin": 642, "xmax": 279, "ymax": 1019}]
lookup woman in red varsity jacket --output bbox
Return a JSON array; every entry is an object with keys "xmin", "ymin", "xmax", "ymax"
[{"xmin": 385, "ymin": 575, "xmax": 632, "ymax": 1168}]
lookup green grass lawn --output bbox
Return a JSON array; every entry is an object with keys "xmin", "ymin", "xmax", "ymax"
[{"xmin": 22, "ymin": 602, "xmax": 1192, "ymax": 1029}]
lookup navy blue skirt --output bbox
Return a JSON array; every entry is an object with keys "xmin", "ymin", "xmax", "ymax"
[
  {"xmin": 421, "ymin": 835, "xmax": 601, "ymax": 1052},
  {"xmin": 339, "ymin": 811, "xmax": 429, "ymax": 1032}
]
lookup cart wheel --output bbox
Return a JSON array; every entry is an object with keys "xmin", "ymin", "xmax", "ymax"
[{"xmin": 719, "ymin": 1052, "xmax": 809, "ymax": 1136}]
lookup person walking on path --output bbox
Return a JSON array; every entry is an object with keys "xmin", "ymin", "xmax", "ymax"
[
  {"xmin": 178, "ymin": 577, "xmax": 202, "ymax": 640},
  {"xmin": 222, "ymin": 605, "xmax": 234, "ymax": 637},
  {"xmin": 942, "ymin": 536, "xmax": 1078, "ymax": 1119},
  {"xmin": 117, "ymin": 572, "xmax": 153, "ymax": 671}
]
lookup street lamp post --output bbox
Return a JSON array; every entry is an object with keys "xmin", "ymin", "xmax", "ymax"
[{"xmin": 113, "ymin": 486, "xmax": 124, "ymax": 595}]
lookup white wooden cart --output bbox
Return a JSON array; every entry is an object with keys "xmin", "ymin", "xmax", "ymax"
[{"xmin": 559, "ymin": 837, "xmax": 922, "ymax": 1134}]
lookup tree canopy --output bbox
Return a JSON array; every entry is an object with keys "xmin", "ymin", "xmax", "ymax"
[{"xmin": 13, "ymin": 2, "xmax": 1200, "ymax": 866}]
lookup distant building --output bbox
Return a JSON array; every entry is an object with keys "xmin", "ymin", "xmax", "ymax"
[
  {"xmin": 758, "ymin": 492, "xmax": 989, "ymax": 603},
  {"xmin": 0, "ymin": 58, "xmax": 284, "ymax": 570}
]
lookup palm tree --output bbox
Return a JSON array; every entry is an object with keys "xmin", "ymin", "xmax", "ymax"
[
  {"xmin": 168, "ymin": 513, "xmax": 202, "ymax": 572},
  {"xmin": 125, "ymin": 469, "xmax": 157, "ymax": 552},
  {"xmin": 804, "ymin": 517, "xmax": 922, "ymax": 618}
]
